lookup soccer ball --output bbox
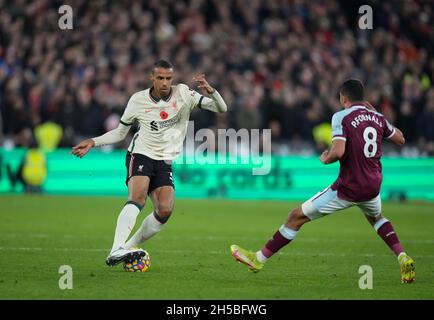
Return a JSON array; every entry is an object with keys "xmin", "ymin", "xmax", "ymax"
[{"xmin": 123, "ymin": 251, "xmax": 151, "ymax": 273}]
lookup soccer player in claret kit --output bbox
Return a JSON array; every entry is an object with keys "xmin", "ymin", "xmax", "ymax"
[
  {"xmin": 231, "ymin": 79, "xmax": 416, "ymax": 283},
  {"xmin": 72, "ymin": 60, "xmax": 227, "ymax": 266}
]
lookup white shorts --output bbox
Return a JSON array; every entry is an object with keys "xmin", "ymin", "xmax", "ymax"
[{"xmin": 301, "ymin": 186, "xmax": 382, "ymax": 220}]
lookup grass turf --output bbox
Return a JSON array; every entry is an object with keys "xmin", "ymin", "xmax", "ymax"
[{"xmin": 0, "ymin": 195, "xmax": 433, "ymax": 299}]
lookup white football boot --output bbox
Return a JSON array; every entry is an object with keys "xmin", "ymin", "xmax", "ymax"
[{"xmin": 105, "ymin": 248, "xmax": 146, "ymax": 266}]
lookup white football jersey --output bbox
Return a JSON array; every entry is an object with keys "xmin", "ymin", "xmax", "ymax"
[{"xmin": 120, "ymin": 84, "xmax": 203, "ymax": 160}]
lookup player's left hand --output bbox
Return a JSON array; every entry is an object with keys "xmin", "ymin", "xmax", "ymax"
[
  {"xmin": 71, "ymin": 139, "xmax": 95, "ymax": 158},
  {"xmin": 320, "ymin": 150, "xmax": 329, "ymax": 164},
  {"xmin": 193, "ymin": 74, "xmax": 215, "ymax": 95}
]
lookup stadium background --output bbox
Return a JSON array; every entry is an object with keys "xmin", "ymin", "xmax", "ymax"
[
  {"xmin": 1, "ymin": 0, "xmax": 434, "ymax": 300},
  {"xmin": 1, "ymin": 0, "xmax": 434, "ymax": 200}
]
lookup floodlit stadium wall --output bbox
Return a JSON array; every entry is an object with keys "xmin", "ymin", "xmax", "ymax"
[{"xmin": 1, "ymin": 148, "xmax": 434, "ymax": 201}]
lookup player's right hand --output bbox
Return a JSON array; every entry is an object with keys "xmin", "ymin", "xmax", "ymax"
[
  {"xmin": 320, "ymin": 150, "xmax": 329, "ymax": 164},
  {"xmin": 193, "ymin": 74, "xmax": 215, "ymax": 95},
  {"xmin": 71, "ymin": 139, "xmax": 95, "ymax": 158}
]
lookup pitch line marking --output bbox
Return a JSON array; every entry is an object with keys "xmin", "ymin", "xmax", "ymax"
[
  {"xmin": 0, "ymin": 247, "xmax": 433, "ymax": 259},
  {"xmin": 2, "ymin": 233, "xmax": 434, "ymax": 244}
]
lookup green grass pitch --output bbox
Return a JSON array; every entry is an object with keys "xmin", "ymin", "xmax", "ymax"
[{"xmin": 0, "ymin": 195, "xmax": 433, "ymax": 299}]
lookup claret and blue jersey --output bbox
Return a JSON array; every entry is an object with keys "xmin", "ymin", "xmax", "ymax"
[{"xmin": 330, "ymin": 103, "xmax": 396, "ymax": 202}]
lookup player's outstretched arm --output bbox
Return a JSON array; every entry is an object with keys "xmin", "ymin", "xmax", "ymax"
[
  {"xmin": 389, "ymin": 127, "xmax": 405, "ymax": 146},
  {"xmin": 71, "ymin": 123, "xmax": 131, "ymax": 158},
  {"xmin": 71, "ymin": 139, "xmax": 95, "ymax": 158},
  {"xmin": 320, "ymin": 139, "xmax": 346, "ymax": 164},
  {"xmin": 193, "ymin": 74, "xmax": 227, "ymax": 113}
]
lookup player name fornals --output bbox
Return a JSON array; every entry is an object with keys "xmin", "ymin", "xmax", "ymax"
[{"xmin": 166, "ymin": 304, "xmax": 267, "ymax": 317}]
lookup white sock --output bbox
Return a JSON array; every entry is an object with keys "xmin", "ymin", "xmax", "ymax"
[
  {"xmin": 110, "ymin": 204, "xmax": 141, "ymax": 254},
  {"xmin": 125, "ymin": 212, "xmax": 163, "ymax": 249},
  {"xmin": 256, "ymin": 250, "xmax": 268, "ymax": 263},
  {"xmin": 398, "ymin": 252, "xmax": 407, "ymax": 260}
]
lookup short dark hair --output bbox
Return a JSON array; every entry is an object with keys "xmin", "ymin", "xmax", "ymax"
[
  {"xmin": 153, "ymin": 59, "xmax": 173, "ymax": 71},
  {"xmin": 340, "ymin": 79, "xmax": 364, "ymax": 102}
]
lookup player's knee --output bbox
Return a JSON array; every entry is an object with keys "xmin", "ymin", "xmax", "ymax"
[
  {"xmin": 365, "ymin": 213, "xmax": 383, "ymax": 226},
  {"xmin": 287, "ymin": 207, "xmax": 301, "ymax": 221},
  {"xmin": 129, "ymin": 194, "xmax": 146, "ymax": 208},
  {"xmin": 153, "ymin": 205, "xmax": 172, "ymax": 224},
  {"xmin": 156, "ymin": 202, "xmax": 173, "ymax": 219},
  {"xmin": 286, "ymin": 207, "xmax": 308, "ymax": 229}
]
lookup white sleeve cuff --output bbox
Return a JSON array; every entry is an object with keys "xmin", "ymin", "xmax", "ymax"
[
  {"xmin": 386, "ymin": 127, "xmax": 396, "ymax": 139},
  {"xmin": 332, "ymin": 136, "xmax": 347, "ymax": 141},
  {"xmin": 200, "ymin": 90, "xmax": 227, "ymax": 113}
]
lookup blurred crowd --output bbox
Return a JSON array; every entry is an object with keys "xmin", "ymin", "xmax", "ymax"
[{"xmin": 1, "ymin": 0, "xmax": 434, "ymax": 155}]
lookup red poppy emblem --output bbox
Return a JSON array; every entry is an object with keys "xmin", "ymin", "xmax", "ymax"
[{"xmin": 160, "ymin": 111, "xmax": 168, "ymax": 120}]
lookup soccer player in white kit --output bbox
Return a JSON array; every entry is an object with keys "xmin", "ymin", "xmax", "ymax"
[{"xmin": 71, "ymin": 60, "xmax": 228, "ymax": 266}]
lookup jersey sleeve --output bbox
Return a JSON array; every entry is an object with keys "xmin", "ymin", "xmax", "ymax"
[
  {"xmin": 91, "ymin": 123, "xmax": 131, "ymax": 147},
  {"xmin": 180, "ymin": 84, "xmax": 204, "ymax": 111},
  {"xmin": 383, "ymin": 118, "xmax": 396, "ymax": 139},
  {"xmin": 119, "ymin": 94, "xmax": 137, "ymax": 126},
  {"xmin": 190, "ymin": 89, "xmax": 204, "ymax": 111},
  {"xmin": 199, "ymin": 91, "xmax": 228, "ymax": 113},
  {"xmin": 331, "ymin": 112, "xmax": 347, "ymax": 141}
]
